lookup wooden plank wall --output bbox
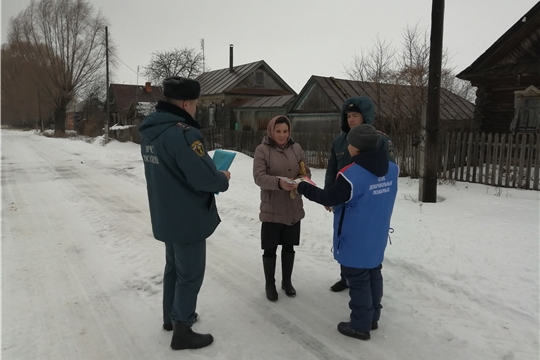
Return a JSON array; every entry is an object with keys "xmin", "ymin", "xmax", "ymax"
[{"xmin": 201, "ymin": 129, "xmax": 540, "ymax": 190}]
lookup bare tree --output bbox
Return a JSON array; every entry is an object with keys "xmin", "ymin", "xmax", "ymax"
[
  {"xmin": 344, "ymin": 24, "xmax": 476, "ymax": 135},
  {"xmin": 440, "ymin": 68, "xmax": 476, "ymax": 102},
  {"xmin": 142, "ymin": 47, "xmax": 205, "ymax": 85},
  {"xmin": 1, "ymin": 43, "xmax": 55, "ymax": 128},
  {"xmin": 8, "ymin": 0, "xmax": 111, "ymax": 136},
  {"xmin": 344, "ymin": 35, "xmax": 397, "ymax": 83}
]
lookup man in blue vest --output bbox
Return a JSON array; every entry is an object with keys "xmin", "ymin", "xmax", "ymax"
[
  {"xmin": 295, "ymin": 124, "xmax": 398, "ymax": 340},
  {"xmin": 325, "ymin": 96, "xmax": 395, "ymax": 292},
  {"xmin": 139, "ymin": 77, "xmax": 230, "ymax": 350}
]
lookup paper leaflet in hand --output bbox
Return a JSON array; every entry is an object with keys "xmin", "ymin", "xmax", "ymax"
[
  {"xmin": 212, "ymin": 149, "xmax": 236, "ymax": 171},
  {"xmin": 277, "ymin": 176, "xmax": 316, "ymax": 186}
]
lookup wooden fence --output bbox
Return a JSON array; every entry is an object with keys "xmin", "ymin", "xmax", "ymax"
[
  {"xmin": 440, "ymin": 132, "xmax": 539, "ymax": 190},
  {"xmin": 201, "ymin": 129, "xmax": 540, "ymax": 190}
]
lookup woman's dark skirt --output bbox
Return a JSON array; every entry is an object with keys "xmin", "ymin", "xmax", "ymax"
[{"xmin": 261, "ymin": 221, "xmax": 301, "ymax": 249}]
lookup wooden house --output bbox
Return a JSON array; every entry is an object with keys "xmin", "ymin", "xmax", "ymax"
[
  {"xmin": 196, "ymin": 48, "xmax": 296, "ymax": 129},
  {"xmin": 226, "ymin": 95, "xmax": 296, "ymax": 131},
  {"xmin": 125, "ymin": 101, "xmax": 158, "ymax": 126},
  {"xmin": 288, "ymin": 76, "xmax": 475, "ymax": 134},
  {"xmin": 65, "ymin": 99, "xmax": 84, "ymax": 131},
  {"xmin": 108, "ymin": 82, "xmax": 163, "ymax": 126},
  {"xmin": 457, "ymin": 2, "xmax": 540, "ymax": 133}
]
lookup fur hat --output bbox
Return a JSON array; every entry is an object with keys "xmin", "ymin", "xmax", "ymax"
[
  {"xmin": 347, "ymin": 124, "xmax": 381, "ymax": 152},
  {"xmin": 162, "ymin": 77, "xmax": 200, "ymax": 100}
]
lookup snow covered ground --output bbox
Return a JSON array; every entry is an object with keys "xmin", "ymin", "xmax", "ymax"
[{"xmin": 2, "ymin": 129, "xmax": 538, "ymax": 360}]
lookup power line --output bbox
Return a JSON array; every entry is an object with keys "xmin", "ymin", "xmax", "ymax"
[{"xmin": 109, "ymin": 50, "xmax": 138, "ymax": 75}]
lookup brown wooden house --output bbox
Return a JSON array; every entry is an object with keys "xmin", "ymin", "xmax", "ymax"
[
  {"xmin": 196, "ymin": 50, "xmax": 296, "ymax": 129},
  {"xmin": 65, "ymin": 99, "xmax": 84, "ymax": 131},
  {"xmin": 457, "ymin": 2, "xmax": 540, "ymax": 133},
  {"xmin": 288, "ymin": 75, "xmax": 474, "ymax": 134},
  {"xmin": 226, "ymin": 95, "xmax": 296, "ymax": 131},
  {"xmin": 108, "ymin": 82, "xmax": 163, "ymax": 126}
]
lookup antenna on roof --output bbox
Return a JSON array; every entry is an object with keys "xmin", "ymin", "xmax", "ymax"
[
  {"xmin": 200, "ymin": 39, "xmax": 205, "ymax": 73},
  {"xmin": 229, "ymin": 44, "xmax": 234, "ymax": 73}
]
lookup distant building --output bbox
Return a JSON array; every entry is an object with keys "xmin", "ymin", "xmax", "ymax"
[
  {"xmin": 227, "ymin": 95, "xmax": 296, "ymax": 131},
  {"xmin": 126, "ymin": 101, "xmax": 158, "ymax": 126},
  {"xmin": 196, "ymin": 46, "xmax": 296, "ymax": 129},
  {"xmin": 108, "ymin": 82, "xmax": 163, "ymax": 126},
  {"xmin": 65, "ymin": 99, "xmax": 85, "ymax": 131},
  {"xmin": 288, "ymin": 75, "xmax": 474, "ymax": 134},
  {"xmin": 457, "ymin": 2, "xmax": 540, "ymax": 133}
]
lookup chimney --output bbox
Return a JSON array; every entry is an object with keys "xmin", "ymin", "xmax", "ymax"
[
  {"xmin": 145, "ymin": 82, "xmax": 152, "ymax": 93},
  {"xmin": 229, "ymin": 44, "xmax": 234, "ymax": 73}
]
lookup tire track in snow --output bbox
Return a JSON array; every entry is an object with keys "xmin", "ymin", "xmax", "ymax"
[
  {"xmin": 2, "ymin": 132, "xmax": 161, "ymax": 359},
  {"xmin": 2, "ymin": 137, "xmax": 142, "ymax": 359}
]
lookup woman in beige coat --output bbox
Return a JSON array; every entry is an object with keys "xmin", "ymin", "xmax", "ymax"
[{"xmin": 253, "ymin": 115, "xmax": 311, "ymax": 302}]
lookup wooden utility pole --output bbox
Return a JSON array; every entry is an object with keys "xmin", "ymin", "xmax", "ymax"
[
  {"xmin": 419, "ymin": 0, "xmax": 445, "ymax": 203},
  {"xmin": 37, "ymin": 86, "xmax": 42, "ymax": 131},
  {"xmin": 105, "ymin": 26, "xmax": 110, "ymax": 143}
]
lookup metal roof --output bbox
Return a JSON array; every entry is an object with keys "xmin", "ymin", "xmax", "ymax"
[
  {"xmin": 196, "ymin": 60, "xmax": 295, "ymax": 95},
  {"xmin": 291, "ymin": 76, "xmax": 475, "ymax": 121},
  {"xmin": 110, "ymin": 84, "xmax": 163, "ymax": 112},
  {"xmin": 227, "ymin": 95, "xmax": 296, "ymax": 109}
]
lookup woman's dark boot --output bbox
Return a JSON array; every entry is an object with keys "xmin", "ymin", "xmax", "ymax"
[
  {"xmin": 170, "ymin": 322, "xmax": 213, "ymax": 350},
  {"xmin": 281, "ymin": 252, "xmax": 296, "ymax": 297},
  {"xmin": 263, "ymin": 256, "xmax": 278, "ymax": 302}
]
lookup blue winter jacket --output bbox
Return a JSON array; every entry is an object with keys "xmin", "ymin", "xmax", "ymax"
[
  {"xmin": 139, "ymin": 101, "xmax": 229, "ymax": 244},
  {"xmin": 324, "ymin": 96, "xmax": 395, "ymax": 189},
  {"xmin": 299, "ymin": 148, "xmax": 398, "ymax": 269}
]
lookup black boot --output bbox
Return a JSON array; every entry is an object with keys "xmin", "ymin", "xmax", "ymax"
[
  {"xmin": 337, "ymin": 322, "xmax": 370, "ymax": 340},
  {"xmin": 170, "ymin": 322, "xmax": 213, "ymax": 350},
  {"xmin": 163, "ymin": 312, "xmax": 198, "ymax": 331},
  {"xmin": 330, "ymin": 280, "xmax": 349, "ymax": 292},
  {"xmin": 263, "ymin": 256, "xmax": 278, "ymax": 302},
  {"xmin": 281, "ymin": 252, "xmax": 296, "ymax": 297}
]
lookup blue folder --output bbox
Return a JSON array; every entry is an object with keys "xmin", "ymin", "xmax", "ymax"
[{"xmin": 212, "ymin": 149, "xmax": 236, "ymax": 171}]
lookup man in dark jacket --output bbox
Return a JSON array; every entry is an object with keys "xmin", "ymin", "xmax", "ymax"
[
  {"xmin": 139, "ymin": 77, "xmax": 230, "ymax": 350},
  {"xmin": 325, "ymin": 96, "xmax": 395, "ymax": 292},
  {"xmin": 296, "ymin": 124, "xmax": 398, "ymax": 340}
]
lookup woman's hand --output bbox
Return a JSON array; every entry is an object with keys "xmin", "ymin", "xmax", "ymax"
[{"xmin": 279, "ymin": 178, "xmax": 296, "ymax": 191}]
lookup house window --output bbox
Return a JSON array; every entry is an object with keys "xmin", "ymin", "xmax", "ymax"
[
  {"xmin": 255, "ymin": 71, "xmax": 264, "ymax": 87},
  {"xmin": 208, "ymin": 103, "xmax": 216, "ymax": 127},
  {"xmin": 511, "ymin": 86, "xmax": 540, "ymax": 132}
]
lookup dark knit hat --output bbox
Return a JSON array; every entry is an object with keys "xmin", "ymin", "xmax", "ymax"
[
  {"xmin": 347, "ymin": 124, "xmax": 381, "ymax": 152},
  {"xmin": 162, "ymin": 77, "xmax": 200, "ymax": 100},
  {"xmin": 345, "ymin": 103, "xmax": 362, "ymax": 114}
]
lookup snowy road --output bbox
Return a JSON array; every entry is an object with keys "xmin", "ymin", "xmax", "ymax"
[
  {"xmin": 2, "ymin": 130, "xmax": 538, "ymax": 360},
  {"xmin": 1, "ymin": 131, "xmax": 370, "ymax": 360}
]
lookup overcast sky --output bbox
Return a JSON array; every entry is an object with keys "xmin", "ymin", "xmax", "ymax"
[{"xmin": 2, "ymin": 0, "xmax": 538, "ymax": 93}]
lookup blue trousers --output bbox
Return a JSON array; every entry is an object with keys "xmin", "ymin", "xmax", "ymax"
[
  {"xmin": 163, "ymin": 240, "xmax": 206, "ymax": 327},
  {"xmin": 341, "ymin": 263, "xmax": 383, "ymax": 332}
]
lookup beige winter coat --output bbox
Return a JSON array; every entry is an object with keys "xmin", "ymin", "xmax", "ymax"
[{"xmin": 253, "ymin": 137, "xmax": 311, "ymax": 225}]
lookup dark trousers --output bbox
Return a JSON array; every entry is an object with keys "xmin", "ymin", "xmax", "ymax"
[
  {"xmin": 163, "ymin": 240, "xmax": 206, "ymax": 327},
  {"xmin": 339, "ymin": 271, "xmax": 349, "ymax": 285},
  {"xmin": 341, "ymin": 264, "xmax": 383, "ymax": 332}
]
